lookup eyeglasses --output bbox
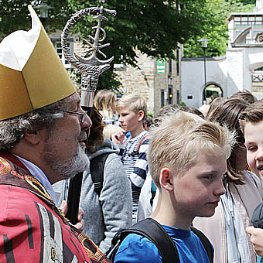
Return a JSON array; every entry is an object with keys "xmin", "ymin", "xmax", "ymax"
[{"xmin": 63, "ymin": 110, "xmax": 87, "ymax": 124}]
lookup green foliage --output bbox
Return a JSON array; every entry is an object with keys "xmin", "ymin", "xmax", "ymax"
[
  {"xmin": 97, "ymin": 70, "xmax": 122, "ymax": 93},
  {"xmin": 0, "ymin": 0, "xmax": 257, "ymax": 88},
  {"xmin": 0, "ymin": 0, "xmax": 74, "ymax": 39},
  {"xmin": 0, "ymin": 0, "xmax": 31, "ymax": 38},
  {"xmin": 239, "ymin": 0, "xmax": 255, "ymax": 4},
  {"xmin": 178, "ymin": 101, "xmax": 187, "ymax": 108},
  {"xmin": 183, "ymin": 0, "xmax": 255, "ymax": 58},
  {"xmin": 68, "ymin": 0, "xmax": 209, "ymax": 66},
  {"xmin": 66, "ymin": 0, "xmax": 213, "ymax": 88}
]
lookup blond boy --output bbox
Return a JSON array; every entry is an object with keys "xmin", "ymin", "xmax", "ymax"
[
  {"xmin": 113, "ymin": 94, "xmax": 148, "ymax": 223},
  {"xmin": 114, "ymin": 111, "xmax": 234, "ymax": 262}
]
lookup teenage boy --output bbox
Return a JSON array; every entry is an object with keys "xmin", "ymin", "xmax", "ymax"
[
  {"xmin": 114, "ymin": 111, "xmax": 234, "ymax": 262},
  {"xmin": 240, "ymin": 100, "xmax": 263, "ymax": 261},
  {"xmin": 113, "ymin": 94, "xmax": 149, "ymax": 223}
]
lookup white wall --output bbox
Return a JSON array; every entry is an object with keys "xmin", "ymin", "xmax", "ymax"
[
  {"xmin": 181, "ymin": 57, "xmax": 227, "ymax": 108},
  {"xmin": 181, "ymin": 46, "xmax": 263, "ymax": 108}
]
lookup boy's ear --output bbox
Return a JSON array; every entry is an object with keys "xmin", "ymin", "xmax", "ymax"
[
  {"xmin": 137, "ymin": 110, "xmax": 145, "ymax": 122},
  {"xmin": 159, "ymin": 167, "xmax": 174, "ymax": 191}
]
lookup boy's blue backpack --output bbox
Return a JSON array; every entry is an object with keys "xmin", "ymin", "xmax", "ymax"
[{"xmin": 107, "ymin": 218, "xmax": 213, "ymax": 263}]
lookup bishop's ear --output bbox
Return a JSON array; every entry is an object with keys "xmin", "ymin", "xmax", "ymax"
[
  {"xmin": 159, "ymin": 167, "xmax": 174, "ymax": 191},
  {"xmin": 23, "ymin": 130, "xmax": 41, "ymax": 145}
]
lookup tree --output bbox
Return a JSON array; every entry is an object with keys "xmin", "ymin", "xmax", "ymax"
[
  {"xmin": 239, "ymin": 0, "xmax": 255, "ymax": 4},
  {"xmin": 183, "ymin": 0, "xmax": 255, "ymax": 58},
  {"xmin": 0, "ymin": 0, "xmax": 31, "ymax": 38},
  {"xmin": 0, "ymin": 0, "xmax": 213, "ymax": 89},
  {"xmin": 67, "ymin": 0, "xmax": 216, "ymax": 89},
  {"xmin": 0, "ymin": 0, "xmax": 73, "ymax": 39},
  {"xmin": 0, "ymin": 0, "xmax": 255, "ymax": 89},
  {"xmin": 68, "ymin": 1, "xmax": 210, "ymax": 64}
]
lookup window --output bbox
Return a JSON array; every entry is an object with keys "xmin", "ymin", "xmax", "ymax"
[
  {"xmin": 161, "ymin": 89, "xmax": 165, "ymax": 107},
  {"xmin": 252, "ymin": 66, "xmax": 263, "ymax": 82},
  {"xmin": 168, "ymin": 85, "xmax": 173, "ymax": 105},
  {"xmin": 176, "ymin": 49, "xmax": 180, "ymax": 76},
  {"xmin": 168, "ymin": 59, "xmax": 172, "ymax": 77}
]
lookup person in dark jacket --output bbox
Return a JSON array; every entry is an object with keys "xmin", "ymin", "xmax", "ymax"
[{"xmin": 54, "ymin": 108, "xmax": 132, "ymax": 253}]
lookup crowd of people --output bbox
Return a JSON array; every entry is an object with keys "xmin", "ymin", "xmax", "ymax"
[{"xmin": 2, "ymin": 5, "xmax": 263, "ymax": 263}]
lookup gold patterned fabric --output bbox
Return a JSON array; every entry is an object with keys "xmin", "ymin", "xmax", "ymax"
[{"xmin": 0, "ymin": 153, "xmax": 111, "ymax": 263}]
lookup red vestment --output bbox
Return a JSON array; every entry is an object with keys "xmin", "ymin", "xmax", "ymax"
[{"xmin": 0, "ymin": 154, "xmax": 110, "ymax": 263}]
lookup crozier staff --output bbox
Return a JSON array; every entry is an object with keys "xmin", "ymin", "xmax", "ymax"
[{"xmin": 61, "ymin": 4, "xmax": 116, "ymax": 224}]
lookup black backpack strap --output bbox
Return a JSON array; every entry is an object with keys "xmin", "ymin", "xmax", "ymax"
[
  {"xmin": 108, "ymin": 218, "xmax": 179, "ymax": 263},
  {"xmin": 90, "ymin": 153, "xmax": 110, "ymax": 196},
  {"xmin": 191, "ymin": 227, "xmax": 213, "ymax": 263}
]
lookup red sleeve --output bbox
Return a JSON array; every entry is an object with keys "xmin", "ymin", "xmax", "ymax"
[{"xmin": 0, "ymin": 185, "xmax": 91, "ymax": 263}]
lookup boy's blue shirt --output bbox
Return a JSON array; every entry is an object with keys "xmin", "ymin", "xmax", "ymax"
[{"xmin": 114, "ymin": 225, "xmax": 213, "ymax": 263}]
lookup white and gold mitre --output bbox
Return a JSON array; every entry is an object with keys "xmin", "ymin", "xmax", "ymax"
[{"xmin": 0, "ymin": 5, "xmax": 76, "ymax": 120}]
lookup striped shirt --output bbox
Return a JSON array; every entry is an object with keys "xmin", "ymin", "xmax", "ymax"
[{"xmin": 121, "ymin": 130, "xmax": 149, "ymax": 223}]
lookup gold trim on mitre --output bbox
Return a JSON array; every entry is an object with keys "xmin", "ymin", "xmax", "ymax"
[{"xmin": 0, "ymin": 5, "xmax": 76, "ymax": 120}]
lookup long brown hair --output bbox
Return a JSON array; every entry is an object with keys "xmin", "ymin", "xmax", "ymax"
[
  {"xmin": 85, "ymin": 107, "xmax": 105, "ymax": 152},
  {"xmin": 207, "ymin": 98, "xmax": 249, "ymax": 184}
]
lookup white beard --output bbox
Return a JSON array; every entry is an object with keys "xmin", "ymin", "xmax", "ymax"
[
  {"xmin": 62, "ymin": 144, "xmax": 90, "ymax": 179},
  {"xmin": 45, "ymin": 144, "xmax": 90, "ymax": 181}
]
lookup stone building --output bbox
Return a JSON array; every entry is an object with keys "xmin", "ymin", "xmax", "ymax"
[
  {"xmin": 48, "ymin": 1, "xmax": 263, "ymax": 113},
  {"xmin": 181, "ymin": 0, "xmax": 263, "ymax": 108},
  {"xmin": 49, "ymin": 31, "xmax": 182, "ymax": 116},
  {"xmin": 114, "ymin": 53, "xmax": 154, "ymax": 114},
  {"xmin": 115, "ymin": 50, "xmax": 181, "ymax": 116}
]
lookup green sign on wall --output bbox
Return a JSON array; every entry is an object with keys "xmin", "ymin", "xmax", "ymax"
[{"xmin": 156, "ymin": 59, "xmax": 166, "ymax": 74}]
